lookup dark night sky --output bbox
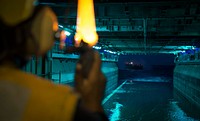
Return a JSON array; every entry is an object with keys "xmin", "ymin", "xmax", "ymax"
[{"xmin": 118, "ymin": 54, "xmax": 175, "ymax": 70}]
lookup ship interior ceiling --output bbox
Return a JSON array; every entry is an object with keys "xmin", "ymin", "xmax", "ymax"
[{"xmin": 40, "ymin": 0, "xmax": 200, "ymax": 55}]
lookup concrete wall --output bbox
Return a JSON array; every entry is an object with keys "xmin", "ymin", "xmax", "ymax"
[
  {"xmin": 102, "ymin": 62, "xmax": 118, "ymax": 96},
  {"xmin": 174, "ymin": 64, "xmax": 200, "ymax": 108},
  {"xmin": 52, "ymin": 59, "xmax": 76, "ymax": 84},
  {"xmin": 52, "ymin": 59, "xmax": 118, "ymax": 95}
]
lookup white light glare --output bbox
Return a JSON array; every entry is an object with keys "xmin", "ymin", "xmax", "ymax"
[
  {"xmin": 64, "ymin": 31, "xmax": 71, "ymax": 36},
  {"xmin": 58, "ymin": 25, "xmax": 63, "ymax": 28},
  {"xmin": 104, "ymin": 50, "xmax": 117, "ymax": 54},
  {"xmin": 93, "ymin": 46, "xmax": 101, "ymax": 49}
]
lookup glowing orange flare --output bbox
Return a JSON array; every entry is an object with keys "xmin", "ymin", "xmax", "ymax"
[
  {"xmin": 53, "ymin": 21, "xmax": 58, "ymax": 31},
  {"xmin": 75, "ymin": 0, "xmax": 98, "ymax": 47}
]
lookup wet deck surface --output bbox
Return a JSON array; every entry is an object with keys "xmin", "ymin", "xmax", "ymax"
[{"xmin": 103, "ymin": 78, "xmax": 200, "ymax": 121}]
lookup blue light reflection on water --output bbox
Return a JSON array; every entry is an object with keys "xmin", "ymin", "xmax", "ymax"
[
  {"xmin": 109, "ymin": 102, "xmax": 123, "ymax": 121},
  {"xmin": 168, "ymin": 101, "xmax": 199, "ymax": 121},
  {"xmin": 103, "ymin": 77, "xmax": 200, "ymax": 121}
]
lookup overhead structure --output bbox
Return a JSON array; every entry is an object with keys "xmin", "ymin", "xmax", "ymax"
[{"xmin": 40, "ymin": 0, "xmax": 200, "ymax": 54}]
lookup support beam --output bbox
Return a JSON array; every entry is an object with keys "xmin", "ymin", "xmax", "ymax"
[{"xmin": 143, "ymin": 18, "xmax": 147, "ymax": 54}]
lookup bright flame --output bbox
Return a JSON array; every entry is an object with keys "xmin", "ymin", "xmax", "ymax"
[{"xmin": 75, "ymin": 0, "xmax": 98, "ymax": 47}]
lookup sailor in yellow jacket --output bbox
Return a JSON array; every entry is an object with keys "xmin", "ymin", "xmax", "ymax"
[{"xmin": 0, "ymin": 0, "xmax": 108, "ymax": 121}]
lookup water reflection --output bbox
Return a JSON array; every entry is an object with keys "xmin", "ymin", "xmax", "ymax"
[
  {"xmin": 168, "ymin": 100, "xmax": 199, "ymax": 121},
  {"xmin": 103, "ymin": 79, "xmax": 200, "ymax": 121},
  {"xmin": 109, "ymin": 102, "xmax": 123, "ymax": 121}
]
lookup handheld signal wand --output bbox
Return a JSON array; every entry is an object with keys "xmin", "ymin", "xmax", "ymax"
[{"xmin": 60, "ymin": 0, "xmax": 98, "ymax": 79}]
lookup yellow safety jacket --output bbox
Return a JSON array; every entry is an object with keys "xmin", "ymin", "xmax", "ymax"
[{"xmin": 0, "ymin": 65, "xmax": 78, "ymax": 121}]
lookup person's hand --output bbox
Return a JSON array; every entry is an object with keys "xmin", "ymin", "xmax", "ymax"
[{"xmin": 75, "ymin": 50, "xmax": 106, "ymax": 113}]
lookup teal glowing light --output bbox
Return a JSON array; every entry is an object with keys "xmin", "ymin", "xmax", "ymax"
[{"xmin": 177, "ymin": 46, "xmax": 196, "ymax": 50}]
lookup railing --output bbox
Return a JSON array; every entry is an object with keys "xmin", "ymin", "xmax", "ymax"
[{"xmin": 52, "ymin": 42, "xmax": 119, "ymax": 62}]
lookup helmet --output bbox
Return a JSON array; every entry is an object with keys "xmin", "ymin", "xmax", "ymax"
[
  {"xmin": 0, "ymin": 0, "xmax": 36, "ymax": 26},
  {"xmin": 0, "ymin": 0, "xmax": 62, "ymax": 57}
]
